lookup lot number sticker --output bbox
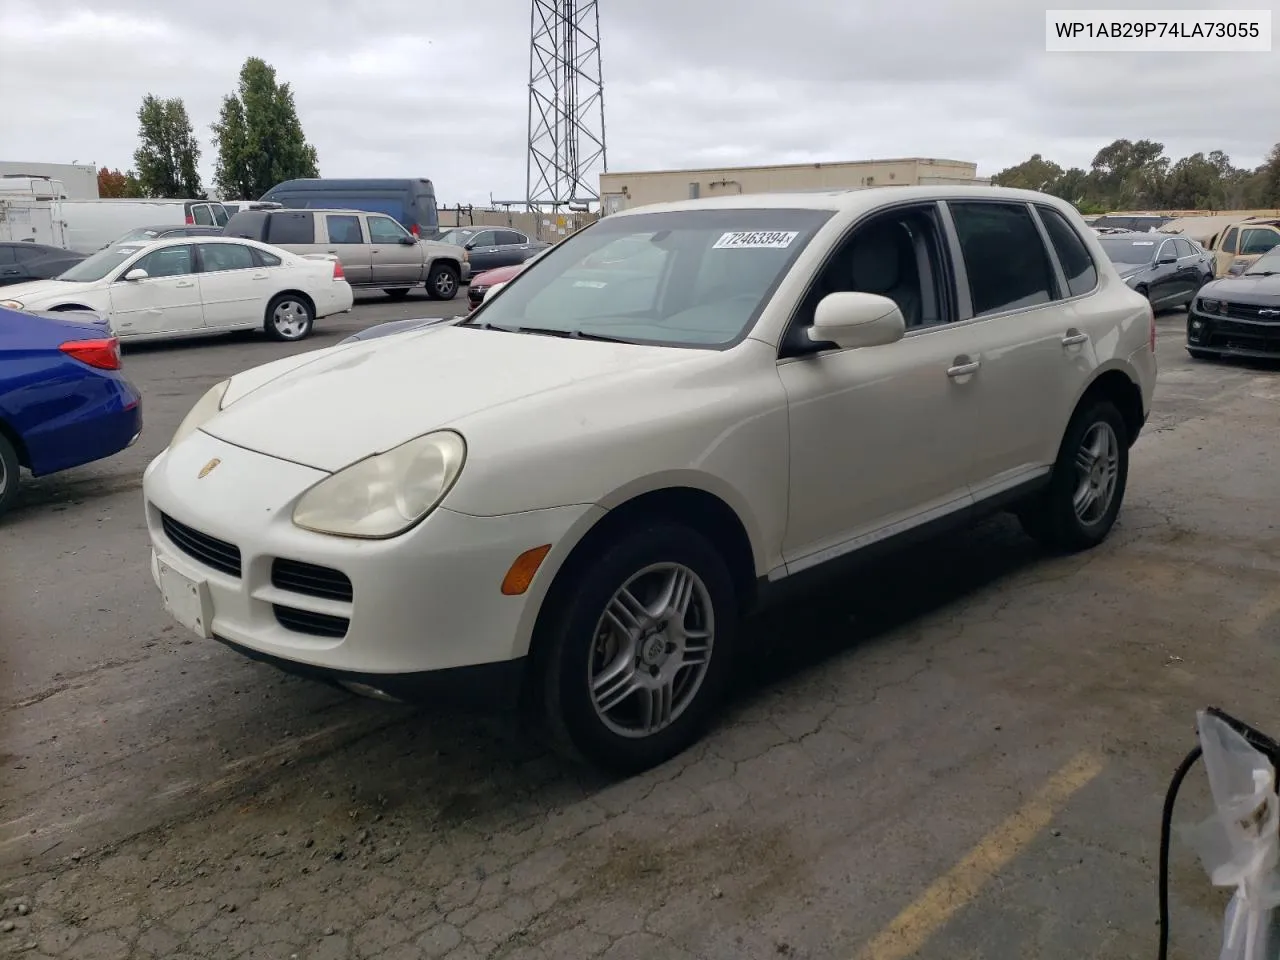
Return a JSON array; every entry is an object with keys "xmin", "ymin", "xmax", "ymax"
[{"xmin": 713, "ymin": 230, "xmax": 800, "ymax": 250}]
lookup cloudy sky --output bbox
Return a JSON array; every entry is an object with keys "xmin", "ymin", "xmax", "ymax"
[{"xmin": 2, "ymin": 0, "xmax": 1276, "ymax": 205}]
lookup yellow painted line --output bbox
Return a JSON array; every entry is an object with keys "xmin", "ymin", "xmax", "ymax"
[{"xmin": 853, "ymin": 750, "xmax": 1105, "ymax": 960}]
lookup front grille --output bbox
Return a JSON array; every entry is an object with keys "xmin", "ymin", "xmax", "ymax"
[
  {"xmin": 273, "ymin": 604, "xmax": 350, "ymax": 638},
  {"xmin": 468, "ymin": 286, "xmax": 486, "ymax": 304},
  {"xmin": 160, "ymin": 512, "xmax": 241, "ymax": 577},
  {"xmin": 1224, "ymin": 302, "xmax": 1280, "ymax": 322},
  {"xmin": 1205, "ymin": 319, "xmax": 1280, "ymax": 353},
  {"xmin": 271, "ymin": 558, "xmax": 353, "ymax": 603}
]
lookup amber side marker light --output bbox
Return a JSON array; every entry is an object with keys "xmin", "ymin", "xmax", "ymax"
[{"xmin": 501, "ymin": 545, "xmax": 552, "ymax": 596}]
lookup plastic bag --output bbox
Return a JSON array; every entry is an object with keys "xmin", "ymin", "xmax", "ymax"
[{"xmin": 1181, "ymin": 711, "xmax": 1280, "ymax": 960}]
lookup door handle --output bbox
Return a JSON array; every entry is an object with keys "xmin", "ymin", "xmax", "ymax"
[
  {"xmin": 1061, "ymin": 331, "xmax": 1089, "ymax": 346},
  {"xmin": 946, "ymin": 357, "xmax": 980, "ymax": 378},
  {"xmin": 252, "ymin": 273, "xmax": 268, "ymax": 279},
  {"xmin": 176, "ymin": 280, "xmax": 195, "ymax": 288}
]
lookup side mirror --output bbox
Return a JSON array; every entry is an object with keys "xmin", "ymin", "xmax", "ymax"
[
  {"xmin": 123, "ymin": 268, "xmax": 149, "ymax": 282},
  {"xmin": 399, "ymin": 236, "xmax": 417, "ymax": 245},
  {"xmin": 808, "ymin": 292, "xmax": 905, "ymax": 349},
  {"xmin": 1157, "ymin": 257, "xmax": 1177, "ymax": 265},
  {"xmin": 464, "ymin": 241, "xmax": 476, "ymax": 250}
]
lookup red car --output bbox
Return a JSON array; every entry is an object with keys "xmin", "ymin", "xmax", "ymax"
[{"xmin": 466, "ymin": 246, "xmax": 553, "ymax": 310}]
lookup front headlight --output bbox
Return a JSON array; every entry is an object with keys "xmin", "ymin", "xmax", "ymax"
[
  {"xmin": 171, "ymin": 380, "xmax": 230, "ymax": 448},
  {"xmin": 1198, "ymin": 298, "xmax": 1222, "ymax": 315},
  {"xmin": 0, "ymin": 300, "xmax": 23, "ymax": 311},
  {"xmin": 292, "ymin": 430, "xmax": 466, "ymax": 539}
]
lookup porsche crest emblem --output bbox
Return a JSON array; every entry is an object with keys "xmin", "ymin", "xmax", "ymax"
[{"xmin": 197, "ymin": 458, "xmax": 221, "ymax": 479}]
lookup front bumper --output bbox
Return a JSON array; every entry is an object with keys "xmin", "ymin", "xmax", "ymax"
[
  {"xmin": 1187, "ymin": 307, "xmax": 1280, "ymax": 358},
  {"xmin": 143, "ymin": 430, "xmax": 599, "ymax": 687}
]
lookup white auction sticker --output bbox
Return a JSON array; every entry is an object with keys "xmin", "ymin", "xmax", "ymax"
[
  {"xmin": 1132, "ymin": 241, "xmax": 1155, "ymax": 245},
  {"xmin": 713, "ymin": 230, "xmax": 799, "ymax": 250}
]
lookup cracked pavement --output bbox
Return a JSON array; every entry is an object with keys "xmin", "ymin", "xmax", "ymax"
[{"xmin": 2, "ymin": 303, "xmax": 1278, "ymax": 959}]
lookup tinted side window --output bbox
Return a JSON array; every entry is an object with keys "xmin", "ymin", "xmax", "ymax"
[
  {"xmin": 326, "ymin": 215, "xmax": 365, "ymax": 244},
  {"xmin": 1222, "ymin": 228, "xmax": 1239, "ymax": 254},
  {"xmin": 199, "ymin": 243, "xmax": 256, "ymax": 272},
  {"xmin": 1038, "ymin": 207, "xmax": 1098, "ymax": 298},
  {"xmin": 496, "ymin": 230, "xmax": 525, "ymax": 246},
  {"xmin": 1173, "ymin": 238, "xmax": 1194, "ymax": 258},
  {"xmin": 253, "ymin": 249, "xmax": 282, "ymax": 267},
  {"xmin": 949, "ymin": 202, "xmax": 1055, "ymax": 316},
  {"xmin": 368, "ymin": 216, "xmax": 408, "ymax": 243},
  {"xmin": 224, "ymin": 212, "xmax": 267, "ymax": 240},
  {"xmin": 1240, "ymin": 229, "xmax": 1280, "ymax": 256},
  {"xmin": 212, "ymin": 205, "xmax": 229, "ymax": 226},
  {"xmin": 0, "ymin": 248, "xmax": 15, "ymax": 264},
  {"xmin": 135, "ymin": 245, "xmax": 194, "ymax": 278},
  {"xmin": 267, "ymin": 212, "xmax": 316, "ymax": 245},
  {"xmin": 470, "ymin": 230, "xmax": 498, "ymax": 247},
  {"xmin": 191, "ymin": 205, "xmax": 215, "ymax": 226}
]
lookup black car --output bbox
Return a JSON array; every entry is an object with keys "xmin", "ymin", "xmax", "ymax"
[
  {"xmin": 1091, "ymin": 214, "xmax": 1173, "ymax": 232},
  {"xmin": 102, "ymin": 224, "xmax": 225, "ymax": 249},
  {"xmin": 1186, "ymin": 247, "xmax": 1280, "ymax": 360},
  {"xmin": 0, "ymin": 242, "xmax": 85, "ymax": 287},
  {"xmin": 1097, "ymin": 232, "xmax": 1214, "ymax": 310}
]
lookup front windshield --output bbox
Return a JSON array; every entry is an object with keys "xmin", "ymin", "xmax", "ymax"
[
  {"xmin": 1098, "ymin": 237, "xmax": 1157, "ymax": 265},
  {"xmin": 1244, "ymin": 249, "xmax": 1280, "ymax": 275},
  {"xmin": 437, "ymin": 228, "xmax": 479, "ymax": 246},
  {"xmin": 117, "ymin": 228, "xmax": 162, "ymax": 242},
  {"xmin": 57, "ymin": 244, "xmax": 146, "ymax": 282},
  {"xmin": 464, "ymin": 208, "xmax": 833, "ymax": 348}
]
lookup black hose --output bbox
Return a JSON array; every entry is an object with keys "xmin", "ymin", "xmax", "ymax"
[{"xmin": 1157, "ymin": 745, "xmax": 1203, "ymax": 960}]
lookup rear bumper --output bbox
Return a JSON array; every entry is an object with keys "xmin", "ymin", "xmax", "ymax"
[{"xmin": 27, "ymin": 376, "xmax": 142, "ymax": 476}]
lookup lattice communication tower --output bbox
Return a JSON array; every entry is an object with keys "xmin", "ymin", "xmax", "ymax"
[{"xmin": 525, "ymin": 0, "xmax": 607, "ymax": 211}]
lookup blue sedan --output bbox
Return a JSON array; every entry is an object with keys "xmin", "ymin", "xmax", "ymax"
[{"xmin": 0, "ymin": 306, "xmax": 142, "ymax": 516}]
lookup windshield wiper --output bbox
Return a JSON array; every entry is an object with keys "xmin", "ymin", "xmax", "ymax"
[
  {"xmin": 508, "ymin": 325, "xmax": 634, "ymax": 344},
  {"xmin": 1246, "ymin": 270, "xmax": 1278, "ymax": 277}
]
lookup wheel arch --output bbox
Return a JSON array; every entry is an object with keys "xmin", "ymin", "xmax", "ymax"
[
  {"xmin": 429, "ymin": 257, "xmax": 462, "ymax": 276},
  {"xmin": 48, "ymin": 303, "xmax": 96, "ymax": 313},
  {"xmin": 523, "ymin": 482, "xmax": 762, "ymax": 678},
  {"xmin": 1073, "ymin": 365, "xmax": 1145, "ymax": 447},
  {"xmin": 0, "ymin": 414, "xmax": 30, "ymax": 470}
]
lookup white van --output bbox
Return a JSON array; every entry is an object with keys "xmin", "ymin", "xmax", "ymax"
[{"xmin": 59, "ymin": 199, "xmax": 230, "ymax": 253}]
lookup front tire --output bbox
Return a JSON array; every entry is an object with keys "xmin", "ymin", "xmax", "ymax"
[
  {"xmin": 425, "ymin": 263, "xmax": 459, "ymax": 301},
  {"xmin": 1018, "ymin": 400, "xmax": 1129, "ymax": 553},
  {"xmin": 265, "ymin": 294, "xmax": 314, "ymax": 342},
  {"xmin": 539, "ymin": 522, "xmax": 737, "ymax": 773},
  {"xmin": 0, "ymin": 431, "xmax": 19, "ymax": 518}
]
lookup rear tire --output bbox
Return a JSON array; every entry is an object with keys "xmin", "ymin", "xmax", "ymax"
[
  {"xmin": 0, "ymin": 431, "xmax": 20, "ymax": 518},
  {"xmin": 425, "ymin": 263, "xmax": 459, "ymax": 301},
  {"xmin": 538, "ymin": 521, "xmax": 737, "ymax": 773},
  {"xmin": 264, "ymin": 294, "xmax": 314, "ymax": 342},
  {"xmin": 384, "ymin": 288, "xmax": 411, "ymax": 300},
  {"xmin": 1017, "ymin": 399, "xmax": 1129, "ymax": 553}
]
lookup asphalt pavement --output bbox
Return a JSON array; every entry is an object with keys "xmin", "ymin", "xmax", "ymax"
[{"xmin": 2, "ymin": 299, "xmax": 1278, "ymax": 960}]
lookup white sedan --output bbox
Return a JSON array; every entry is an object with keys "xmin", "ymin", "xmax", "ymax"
[
  {"xmin": 143, "ymin": 186, "xmax": 1156, "ymax": 772},
  {"xmin": 0, "ymin": 236, "xmax": 353, "ymax": 342}
]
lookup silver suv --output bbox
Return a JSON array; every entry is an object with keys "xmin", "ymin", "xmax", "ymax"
[{"xmin": 223, "ymin": 208, "xmax": 468, "ymax": 300}]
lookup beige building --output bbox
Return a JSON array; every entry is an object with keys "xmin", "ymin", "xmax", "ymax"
[{"xmin": 599, "ymin": 157, "xmax": 987, "ymax": 214}]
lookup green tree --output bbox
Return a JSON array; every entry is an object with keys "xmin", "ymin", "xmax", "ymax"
[
  {"xmin": 132, "ymin": 95, "xmax": 203, "ymax": 198},
  {"xmin": 1161, "ymin": 153, "xmax": 1219, "ymax": 209},
  {"xmin": 212, "ymin": 57, "xmax": 319, "ymax": 200},
  {"xmin": 992, "ymin": 154, "xmax": 1063, "ymax": 192},
  {"xmin": 1089, "ymin": 138, "xmax": 1168, "ymax": 209}
]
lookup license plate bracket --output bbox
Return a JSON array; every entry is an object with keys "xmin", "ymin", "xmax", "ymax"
[{"xmin": 157, "ymin": 558, "xmax": 214, "ymax": 639}]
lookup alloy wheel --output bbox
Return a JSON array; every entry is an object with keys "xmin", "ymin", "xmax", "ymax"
[{"xmin": 1073, "ymin": 420, "xmax": 1120, "ymax": 524}]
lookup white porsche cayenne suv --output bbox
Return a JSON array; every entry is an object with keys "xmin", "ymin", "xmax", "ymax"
[{"xmin": 143, "ymin": 186, "xmax": 1157, "ymax": 772}]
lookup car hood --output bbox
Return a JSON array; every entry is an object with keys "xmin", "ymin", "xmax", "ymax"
[
  {"xmin": 0, "ymin": 278, "xmax": 86, "ymax": 304},
  {"xmin": 1201, "ymin": 273, "xmax": 1280, "ymax": 301},
  {"xmin": 202, "ymin": 324, "xmax": 699, "ymax": 472},
  {"xmin": 471, "ymin": 263, "xmax": 526, "ymax": 286}
]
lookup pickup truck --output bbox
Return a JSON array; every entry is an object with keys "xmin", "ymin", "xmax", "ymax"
[{"xmin": 223, "ymin": 207, "xmax": 469, "ymax": 300}]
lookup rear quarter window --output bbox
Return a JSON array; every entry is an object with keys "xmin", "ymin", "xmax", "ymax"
[
  {"xmin": 266, "ymin": 212, "xmax": 316, "ymax": 245},
  {"xmin": 1037, "ymin": 206, "xmax": 1098, "ymax": 298}
]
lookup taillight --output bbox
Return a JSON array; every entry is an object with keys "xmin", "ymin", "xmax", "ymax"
[
  {"xmin": 60, "ymin": 337, "xmax": 121, "ymax": 370},
  {"xmin": 184, "ymin": 214, "xmax": 194, "ymax": 224},
  {"xmin": 1149, "ymin": 306, "xmax": 1157, "ymax": 352},
  {"xmin": 411, "ymin": 223, "xmax": 420, "ymax": 237},
  {"xmin": 332, "ymin": 260, "xmax": 345, "ymax": 281}
]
